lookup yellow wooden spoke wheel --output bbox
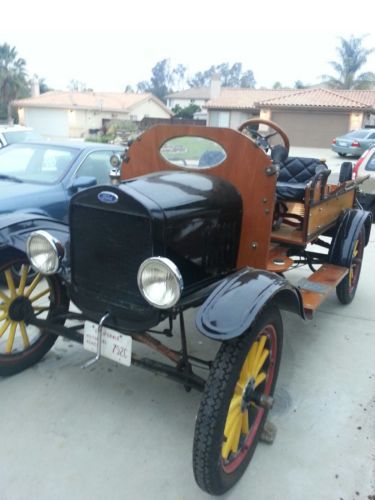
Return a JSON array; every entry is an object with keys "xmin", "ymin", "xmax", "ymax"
[
  {"xmin": 336, "ymin": 227, "xmax": 365, "ymax": 305},
  {"xmin": 193, "ymin": 305, "xmax": 282, "ymax": 495},
  {"xmin": 0, "ymin": 255, "xmax": 69, "ymax": 376}
]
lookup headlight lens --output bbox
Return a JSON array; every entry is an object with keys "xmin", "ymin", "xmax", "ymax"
[
  {"xmin": 137, "ymin": 257, "xmax": 183, "ymax": 309},
  {"xmin": 26, "ymin": 231, "xmax": 64, "ymax": 275}
]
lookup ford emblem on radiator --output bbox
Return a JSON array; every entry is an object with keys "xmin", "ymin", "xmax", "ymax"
[{"xmin": 98, "ymin": 191, "xmax": 119, "ymax": 204}]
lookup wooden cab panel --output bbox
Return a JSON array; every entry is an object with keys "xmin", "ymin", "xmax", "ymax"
[{"xmin": 122, "ymin": 125, "xmax": 276, "ymax": 270}]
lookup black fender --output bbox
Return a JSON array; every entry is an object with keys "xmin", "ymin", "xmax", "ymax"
[
  {"xmin": 196, "ymin": 267, "xmax": 304, "ymax": 341},
  {"xmin": 328, "ymin": 208, "xmax": 372, "ymax": 267},
  {"xmin": 0, "ymin": 213, "xmax": 70, "ymax": 269}
]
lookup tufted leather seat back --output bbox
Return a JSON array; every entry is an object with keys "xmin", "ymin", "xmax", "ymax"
[{"xmin": 276, "ymin": 157, "xmax": 328, "ymax": 201}]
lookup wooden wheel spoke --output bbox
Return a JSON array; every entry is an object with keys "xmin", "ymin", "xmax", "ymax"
[
  {"xmin": 30, "ymin": 288, "xmax": 50, "ymax": 303},
  {"xmin": 24, "ymin": 273, "xmax": 42, "ymax": 298},
  {"xmin": 19, "ymin": 321, "xmax": 30, "ymax": 348},
  {"xmin": 227, "ymin": 394, "xmax": 242, "ymax": 416},
  {"xmin": 241, "ymin": 409, "xmax": 249, "ymax": 435},
  {"xmin": 33, "ymin": 306, "xmax": 50, "ymax": 313},
  {"xmin": 252, "ymin": 335, "xmax": 267, "ymax": 376},
  {"xmin": 18, "ymin": 265, "xmax": 30, "ymax": 295},
  {"xmin": 222, "ymin": 411, "xmax": 242, "ymax": 459},
  {"xmin": 254, "ymin": 349, "xmax": 270, "ymax": 379},
  {"xmin": 254, "ymin": 371, "xmax": 267, "ymax": 389},
  {"xmin": 0, "ymin": 319, "xmax": 11, "ymax": 338},
  {"xmin": 0, "ymin": 290, "xmax": 10, "ymax": 303},
  {"xmin": 243, "ymin": 341, "xmax": 257, "ymax": 382},
  {"xmin": 5, "ymin": 322, "xmax": 17, "ymax": 353},
  {"xmin": 4, "ymin": 270, "xmax": 17, "ymax": 298}
]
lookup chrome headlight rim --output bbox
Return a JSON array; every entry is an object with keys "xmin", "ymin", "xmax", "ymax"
[
  {"xmin": 26, "ymin": 230, "xmax": 64, "ymax": 275},
  {"xmin": 137, "ymin": 257, "xmax": 183, "ymax": 310}
]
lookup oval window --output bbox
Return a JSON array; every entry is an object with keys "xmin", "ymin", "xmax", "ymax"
[{"xmin": 160, "ymin": 136, "xmax": 227, "ymax": 169}]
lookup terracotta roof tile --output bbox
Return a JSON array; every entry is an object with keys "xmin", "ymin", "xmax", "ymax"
[
  {"xmin": 206, "ymin": 87, "xmax": 375, "ymax": 111},
  {"xmin": 12, "ymin": 91, "xmax": 172, "ymax": 115},
  {"xmin": 257, "ymin": 88, "xmax": 372, "ymax": 109},
  {"xmin": 205, "ymin": 89, "xmax": 297, "ymax": 109}
]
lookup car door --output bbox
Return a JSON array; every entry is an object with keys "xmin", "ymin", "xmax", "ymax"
[{"xmin": 73, "ymin": 150, "xmax": 118, "ymax": 185}]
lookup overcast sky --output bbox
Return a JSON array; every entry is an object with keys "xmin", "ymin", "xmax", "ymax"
[{"xmin": 3, "ymin": 0, "xmax": 375, "ymax": 92}]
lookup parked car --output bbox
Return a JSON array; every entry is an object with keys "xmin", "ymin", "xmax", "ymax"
[
  {"xmin": 353, "ymin": 146, "xmax": 375, "ymax": 217},
  {"xmin": 331, "ymin": 128, "xmax": 375, "ymax": 157},
  {"xmin": 0, "ymin": 125, "xmax": 41, "ymax": 148},
  {"xmin": 0, "ymin": 141, "xmax": 123, "ymax": 222},
  {"xmin": 0, "ymin": 120, "xmax": 372, "ymax": 495}
]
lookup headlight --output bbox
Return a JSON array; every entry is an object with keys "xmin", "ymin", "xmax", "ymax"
[
  {"xmin": 26, "ymin": 230, "xmax": 64, "ymax": 275},
  {"xmin": 137, "ymin": 257, "xmax": 183, "ymax": 309}
]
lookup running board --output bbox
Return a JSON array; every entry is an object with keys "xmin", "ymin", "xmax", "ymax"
[{"xmin": 299, "ymin": 264, "xmax": 348, "ymax": 318}]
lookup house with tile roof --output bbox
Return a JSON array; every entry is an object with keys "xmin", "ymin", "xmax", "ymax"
[
  {"xmin": 206, "ymin": 87, "xmax": 375, "ymax": 147},
  {"xmin": 166, "ymin": 75, "xmax": 222, "ymax": 120},
  {"xmin": 12, "ymin": 91, "xmax": 173, "ymax": 140}
]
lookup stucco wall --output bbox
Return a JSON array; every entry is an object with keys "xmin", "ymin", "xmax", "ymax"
[
  {"xmin": 132, "ymin": 99, "xmax": 171, "ymax": 120},
  {"xmin": 349, "ymin": 112, "xmax": 364, "ymax": 130},
  {"xmin": 68, "ymin": 110, "xmax": 131, "ymax": 138}
]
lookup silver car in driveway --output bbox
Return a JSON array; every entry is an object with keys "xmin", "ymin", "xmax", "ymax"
[
  {"xmin": 331, "ymin": 128, "xmax": 375, "ymax": 157},
  {"xmin": 0, "ymin": 125, "xmax": 41, "ymax": 148}
]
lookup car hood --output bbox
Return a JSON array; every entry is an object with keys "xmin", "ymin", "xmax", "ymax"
[{"xmin": 0, "ymin": 180, "xmax": 58, "ymax": 213}]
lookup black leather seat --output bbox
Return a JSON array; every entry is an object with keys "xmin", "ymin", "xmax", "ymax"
[{"xmin": 276, "ymin": 156, "xmax": 328, "ymax": 201}]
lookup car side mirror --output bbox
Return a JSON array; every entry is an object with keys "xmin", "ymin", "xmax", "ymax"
[{"xmin": 69, "ymin": 176, "xmax": 97, "ymax": 193}]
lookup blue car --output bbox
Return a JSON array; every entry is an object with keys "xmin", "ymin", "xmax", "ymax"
[{"xmin": 0, "ymin": 141, "xmax": 124, "ymax": 222}]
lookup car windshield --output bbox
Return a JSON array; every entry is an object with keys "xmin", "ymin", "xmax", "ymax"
[
  {"xmin": 0, "ymin": 144, "xmax": 79, "ymax": 184},
  {"xmin": 365, "ymin": 151, "xmax": 375, "ymax": 171},
  {"xmin": 2, "ymin": 130, "xmax": 41, "ymax": 144},
  {"xmin": 345, "ymin": 130, "xmax": 372, "ymax": 139}
]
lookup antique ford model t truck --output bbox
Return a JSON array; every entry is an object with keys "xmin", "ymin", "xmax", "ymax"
[{"xmin": 0, "ymin": 119, "xmax": 372, "ymax": 494}]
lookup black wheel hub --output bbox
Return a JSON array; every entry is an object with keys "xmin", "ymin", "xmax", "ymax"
[{"xmin": 8, "ymin": 296, "xmax": 34, "ymax": 322}]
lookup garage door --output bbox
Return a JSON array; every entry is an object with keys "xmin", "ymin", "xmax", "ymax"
[
  {"xmin": 24, "ymin": 108, "xmax": 69, "ymax": 139},
  {"xmin": 271, "ymin": 111, "xmax": 350, "ymax": 148}
]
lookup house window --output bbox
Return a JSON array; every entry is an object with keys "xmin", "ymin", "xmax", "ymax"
[{"xmin": 210, "ymin": 111, "xmax": 230, "ymax": 128}]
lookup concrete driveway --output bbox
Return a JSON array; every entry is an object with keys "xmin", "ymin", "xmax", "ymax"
[{"xmin": 0, "ymin": 172, "xmax": 374, "ymax": 500}]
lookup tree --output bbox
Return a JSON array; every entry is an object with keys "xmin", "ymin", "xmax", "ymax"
[
  {"xmin": 294, "ymin": 80, "xmax": 308, "ymax": 89},
  {"xmin": 68, "ymin": 79, "xmax": 91, "ymax": 92},
  {"xmin": 322, "ymin": 35, "xmax": 375, "ymax": 89},
  {"xmin": 172, "ymin": 103, "xmax": 201, "ymax": 119},
  {"xmin": 136, "ymin": 59, "xmax": 186, "ymax": 102},
  {"xmin": 188, "ymin": 63, "xmax": 255, "ymax": 88},
  {"xmin": 0, "ymin": 43, "xmax": 29, "ymax": 121}
]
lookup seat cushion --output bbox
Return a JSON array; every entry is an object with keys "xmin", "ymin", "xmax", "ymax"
[{"xmin": 276, "ymin": 157, "xmax": 327, "ymax": 201}]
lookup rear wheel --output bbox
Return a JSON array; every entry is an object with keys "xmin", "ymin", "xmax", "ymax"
[
  {"xmin": 336, "ymin": 228, "xmax": 365, "ymax": 304},
  {"xmin": 193, "ymin": 305, "xmax": 283, "ymax": 495},
  {"xmin": 0, "ymin": 256, "xmax": 69, "ymax": 376}
]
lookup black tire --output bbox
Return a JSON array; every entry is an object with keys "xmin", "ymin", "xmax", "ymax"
[
  {"xmin": 338, "ymin": 153, "xmax": 346, "ymax": 157},
  {"xmin": 339, "ymin": 161, "xmax": 353, "ymax": 183},
  {"xmin": 0, "ymin": 256, "xmax": 69, "ymax": 376},
  {"xmin": 193, "ymin": 305, "xmax": 283, "ymax": 495},
  {"xmin": 336, "ymin": 227, "xmax": 365, "ymax": 305}
]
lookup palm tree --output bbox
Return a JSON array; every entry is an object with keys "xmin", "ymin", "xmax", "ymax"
[
  {"xmin": 0, "ymin": 43, "xmax": 29, "ymax": 121},
  {"xmin": 322, "ymin": 35, "xmax": 375, "ymax": 90}
]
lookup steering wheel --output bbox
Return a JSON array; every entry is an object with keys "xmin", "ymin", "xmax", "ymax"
[{"xmin": 238, "ymin": 118, "xmax": 290, "ymax": 155}]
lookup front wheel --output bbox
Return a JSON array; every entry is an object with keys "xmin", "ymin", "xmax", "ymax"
[
  {"xmin": 0, "ymin": 256, "xmax": 69, "ymax": 376},
  {"xmin": 193, "ymin": 305, "xmax": 283, "ymax": 495}
]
